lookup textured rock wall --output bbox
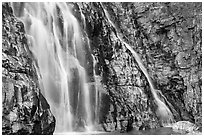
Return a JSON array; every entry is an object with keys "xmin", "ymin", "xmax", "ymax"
[
  {"xmin": 104, "ymin": 2, "xmax": 202, "ymax": 128},
  {"xmin": 77, "ymin": 2, "xmax": 161, "ymax": 131},
  {"xmin": 2, "ymin": 3, "xmax": 55, "ymax": 134},
  {"xmin": 77, "ymin": 2, "xmax": 202, "ymax": 131}
]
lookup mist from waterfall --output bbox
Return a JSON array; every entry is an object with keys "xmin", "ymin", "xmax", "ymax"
[{"xmin": 11, "ymin": 2, "xmax": 94, "ymax": 133}]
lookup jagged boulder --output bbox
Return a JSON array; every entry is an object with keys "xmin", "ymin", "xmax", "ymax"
[
  {"xmin": 172, "ymin": 121, "xmax": 199, "ymax": 132},
  {"xmin": 165, "ymin": 121, "xmax": 201, "ymax": 134},
  {"xmin": 2, "ymin": 3, "xmax": 55, "ymax": 134}
]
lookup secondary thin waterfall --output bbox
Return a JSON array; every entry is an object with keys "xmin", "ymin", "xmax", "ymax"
[
  {"xmin": 91, "ymin": 54, "xmax": 100, "ymax": 124},
  {"xmin": 11, "ymin": 2, "xmax": 93, "ymax": 133},
  {"xmin": 101, "ymin": 3, "xmax": 174, "ymax": 124}
]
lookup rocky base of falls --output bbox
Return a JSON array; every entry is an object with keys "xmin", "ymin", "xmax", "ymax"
[
  {"xmin": 2, "ymin": 3, "xmax": 55, "ymax": 134},
  {"xmin": 164, "ymin": 121, "xmax": 202, "ymax": 135},
  {"xmin": 2, "ymin": 2, "xmax": 202, "ymax": 134}
]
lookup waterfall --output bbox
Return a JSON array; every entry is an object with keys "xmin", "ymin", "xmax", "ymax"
[
  {"xmin": 11, "ymin": 2, "xmax": 93, "ymax": 133},
  {"xmin": 101, "ymin": 3, "xmax": 174, "ymax": 125},
  {"xmin": 91, "ymin": 54, "xmax": 99, "ymax": 124},
  {"xmin": 10, "ymin": 1, "xmax": 176, "ymax": 133}
]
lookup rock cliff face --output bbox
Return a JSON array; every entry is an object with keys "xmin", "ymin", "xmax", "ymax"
[
  {"xmin": 75, "ymin": 3, "xmax": 161, "ymax": 131},
  {"xmin": 2, "ymin": 3, "xmax": 55, "ymax": 134},
  {"xmin": 76, "ymin": 2, "xmax": 202, "ymax": 131},
  {"xmin": 105, "ymin": 2, "xmax": 202, "ymax": 128},
  {"xmin": 2, "ymin": 2, "xmax": 202, "ymax": 134}
]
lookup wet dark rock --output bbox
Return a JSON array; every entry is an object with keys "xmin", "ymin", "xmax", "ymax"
[
  {"xmin": 2, "ymin": 3, "xmax": 55, "ymax": 134},
  {"xmin": 78, "ymin": 2, "xmax": 201, "ymax": 132},
  {"xmin": 79, "ymin": 2, "xmax": 161, "ymax": 132}
]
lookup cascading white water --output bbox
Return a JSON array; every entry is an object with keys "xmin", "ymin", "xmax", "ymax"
[
  {"xmin": 11, "ymin": 2, "xmax": 93, "ymax": 133},
  {"xmin": 91, "ymin": 54, "xmax": 99, "ymax": 124},
  {"xmin": 101, "ymin": 4, "xmax": 174, "ymax": 124}
]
